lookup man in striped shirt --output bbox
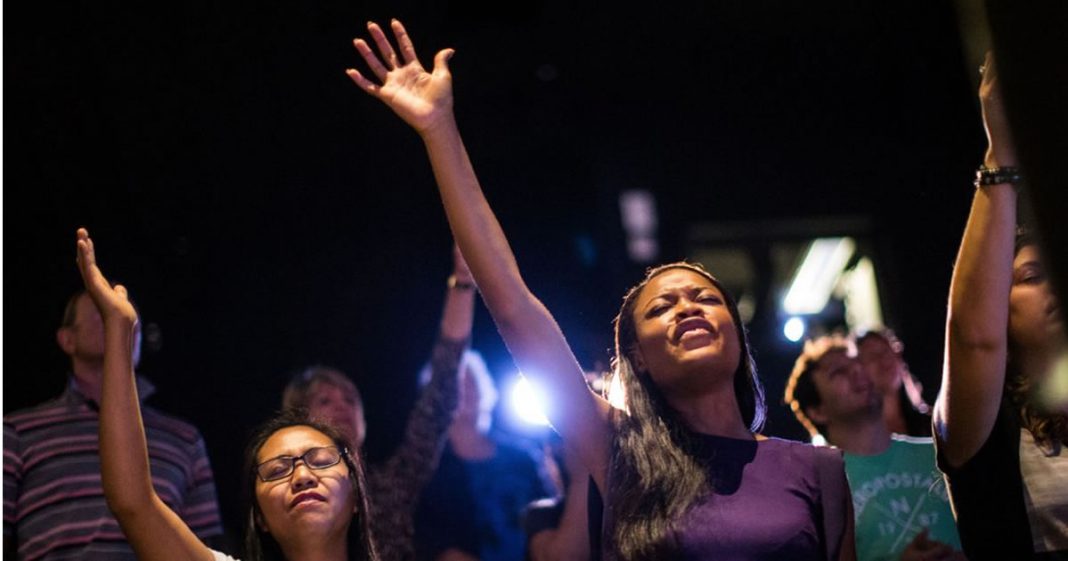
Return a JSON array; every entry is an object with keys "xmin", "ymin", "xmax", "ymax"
[{"xmin": 4, "ymin": 290, "xmax": 224, "ymax": 561}]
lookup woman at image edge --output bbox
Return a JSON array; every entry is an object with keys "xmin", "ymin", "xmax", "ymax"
[
  {"xmin": 80, "ymin": 227, "xmax": 378, "ymax": 561},
  {"xmin": 347, "ymin": 20, "xmax": 855, "ymax": 561},
  {"xmin": 933, "ymin": 54, "xmax": 1068, "ymax": 560}
]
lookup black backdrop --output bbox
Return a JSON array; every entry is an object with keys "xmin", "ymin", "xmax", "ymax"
[{"xmin": 4, "ymin": 0, "xmax": 986, "ymax": 538}]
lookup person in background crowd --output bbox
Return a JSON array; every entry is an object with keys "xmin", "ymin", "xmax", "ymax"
[
  {"xmin": 282, "ymin": 245, "xmax": 475, "ymax": 561},
  {"xmin": 933, "ymin": 53, "xmax": 1068, "ymax": 561},
  {"xmin": 414, "ymin": 350, "xmax": 554, "ymax": 561},
  {"xmin": 4, "ymin": 258, "xmax": 224, "ymax": 561},
  {"xmin": 786, "ymin": 336, "xmax": 963, "ymax": 561},
  {"xmin": 855, "ymin": 328, "xmax": 932, "ymax": 437}
]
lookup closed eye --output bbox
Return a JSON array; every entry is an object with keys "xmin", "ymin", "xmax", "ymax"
[{"xmin": 646, "ymin": 304, "xmax": 670, "ymax": 317}]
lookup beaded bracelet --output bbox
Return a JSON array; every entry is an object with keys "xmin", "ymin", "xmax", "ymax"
[{"xmin": 974, "ymin": 166, "xmax": 1022, "ymax": 187}]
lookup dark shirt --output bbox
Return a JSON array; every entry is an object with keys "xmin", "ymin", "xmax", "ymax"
[
  {"xmin": 367, "ymin": 337, "xmax": 465, "ymax": 561},
  {"xmin": 415, "ymin": 437, "xmax": 552, "ymax": 561}
]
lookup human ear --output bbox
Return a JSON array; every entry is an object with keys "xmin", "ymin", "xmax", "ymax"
[
  {"xmin": 629, "ymin": 347, "xmax": 647, "ymax": 373},
  {"xmin": 56, "ymin": 327, "xmax": 75, "ymax": 355}
]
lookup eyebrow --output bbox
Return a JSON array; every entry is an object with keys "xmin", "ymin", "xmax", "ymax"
[{"xmin": 642, "ymin": 286, "xmax": 716, "ymax": 309}]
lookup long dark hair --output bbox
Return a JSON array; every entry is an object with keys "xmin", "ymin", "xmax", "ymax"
[
  {"xmin": 241, "ymin": 409, "xmax": 378, "ymax": 561},
  {"xmin": 1008, "ymin": 233, "xmax": 1067, "ymax": 454},
  {"xmin": 607, "ymin": 262, "xmax": 765, "ymax": 560}
]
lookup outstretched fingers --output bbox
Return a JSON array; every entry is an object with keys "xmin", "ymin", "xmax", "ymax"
[
  {"xmin": 352, "ymin": 38, "xmax": 390, "ymax": 82},
  {"xmin": 390, "ymin": 19, "xmax": 420, "ymax": 66},
  {"xmin": 367, "ymin": 21, "xmax": 400, "ymax": 71},
  {"xmin": 346, "ymin": 67, "xmax": 380, "ymax": 96}
]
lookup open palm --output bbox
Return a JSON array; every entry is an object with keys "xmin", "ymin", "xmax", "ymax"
[{"xmin": 347, "ymin": 20, "xmax": 455, "ymax": 134}]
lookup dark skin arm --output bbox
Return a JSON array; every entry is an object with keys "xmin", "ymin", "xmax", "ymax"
[{"xmin": 347, "ymin": 20, "xmax": 614, "ymax": 491}]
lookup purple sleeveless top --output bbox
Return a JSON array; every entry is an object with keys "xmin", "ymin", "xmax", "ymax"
[{"xmin": 600, "ymin": 434, "xmax": 850, "ymax": 561}]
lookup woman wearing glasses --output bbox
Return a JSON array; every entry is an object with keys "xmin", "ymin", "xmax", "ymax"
[{"xmin": 80, "ymin": 228, "xmax": 379, "ymax": 561}]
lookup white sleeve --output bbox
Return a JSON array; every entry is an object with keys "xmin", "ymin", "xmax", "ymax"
[{"xmin": 211, "ymin": 549, "xmax": 241, "ymax": 561}]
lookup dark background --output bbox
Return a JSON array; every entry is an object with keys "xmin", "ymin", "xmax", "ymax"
[{"xmin": 5, "ymin": 0, "xmax": 988, "ymax": 539}]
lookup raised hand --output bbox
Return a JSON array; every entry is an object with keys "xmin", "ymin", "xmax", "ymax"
[
  {"xmin": 347, "ymin": 19, "xmax": 456, "ymax": 136},
  {"xmin": 978, "ymin": 52, "xmax": 1017, "ymax": 168},
  {"xmin": 75, "ymin": 228, "xmax": 139, "ymax": 327}
]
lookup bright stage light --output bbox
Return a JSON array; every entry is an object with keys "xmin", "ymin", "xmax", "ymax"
[
  {"xmin": 782, "ymin": 237, "xmax": 855, "ymax": 315},
  {"xmin": 510, "ymin": 376, "xmax": 551, "ymax": 426},
  {"xmin": 784, "ymin": 316, "xmax": 805, "ymax": 342}
]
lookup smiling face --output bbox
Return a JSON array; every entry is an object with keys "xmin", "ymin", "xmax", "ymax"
[
  {"xmin": 254, "ymin": 426, "xmax": 355, "ymax": 548},
  {"xmin": 629, "ymin": 268, "xmax": 741, "ymax": 397}
]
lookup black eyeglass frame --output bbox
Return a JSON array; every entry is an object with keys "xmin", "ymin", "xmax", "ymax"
[{"xmin": 254, "ymin": 445, "xmax": 348, "ymax": 482}]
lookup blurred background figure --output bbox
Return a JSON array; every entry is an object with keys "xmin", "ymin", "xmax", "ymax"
[
  {"xmin": 855, "ymin": 328, "xmax": 933, "ymax": 437},
  {"xmin": 786, "ymin": 335, "xmax": 963, "ymax": 561},
  {"xmin": 414, "ymin": 350, "xmax": 555, "ymax": 561},
  {"xmin": 4, "ymin": 289, "xmax": 225, "ymax": 560}
]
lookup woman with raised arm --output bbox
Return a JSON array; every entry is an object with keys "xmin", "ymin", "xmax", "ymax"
[
  {"xmin": 79, "ymin": 228, "xmax": 378, "ymax": 561},
  {"xmin": 347, "ymin": 20, "xmax": 854, "ymax": 561},
  {"xmin": 933, "ymin": 54, "xmax": 1068, "ymax": 561}
]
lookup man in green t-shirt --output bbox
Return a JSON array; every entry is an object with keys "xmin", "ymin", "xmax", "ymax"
[{"xmin": 785, "ymin": 336, "xmax": 964, "ymax": 561}]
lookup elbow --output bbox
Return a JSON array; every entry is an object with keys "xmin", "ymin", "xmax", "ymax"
[
  {"xmin": 102, "ymin": 480, "xmax": 153, "ymax": 522},
  {"xmin": 947, "ymin": 313, "xmax": 1005, "ymax": 353}
]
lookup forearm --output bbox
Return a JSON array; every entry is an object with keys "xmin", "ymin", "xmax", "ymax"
[
  {"xmin": 545, "ymin": 475, "xmax": 590, "ymax": 561},
  {"xmin": 98, "ymin": 320, "xmax": 156, "ymax": 515},
  {"xmin": 440, "ymin": 280, "xmax": 475, "ymax": 341},
  {"xmin": 421, "ymin": 121, "xmax": 533, "ymax": 321},
  {"xmin": 946, "ymin": 185, "xmax": 1016, "ymax": 351}
]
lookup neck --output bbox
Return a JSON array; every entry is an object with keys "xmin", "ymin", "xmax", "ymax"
[
  {"xmin": 280, "ymin": 530, "xmax": 349, "ymax": 561},
  {"xmin": 666, "ymin": 385, "xmax": 752, "ymax": 439},
  {"xmin": 71, "ymin": 359, "xmax": 105, "ymax": 403},
  {"xmin": 448, "ymin": 421, "xmax": 494, "ymax": 460},
  {"xmin": 826, "ymin": 413, "xmax": 891, "ymax": 456}
]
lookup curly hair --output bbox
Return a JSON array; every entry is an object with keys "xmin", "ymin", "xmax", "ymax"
[
  {"xmin": 606, "ymin": 262, "xmax": 765, "ymax": 560},
  {"xmin": 783, "ymin": 335, "xmax": 854, "ymax": 439},
  {"xmin": 241, "ymin": 409, "xmax": 379, "ymax": 561}
]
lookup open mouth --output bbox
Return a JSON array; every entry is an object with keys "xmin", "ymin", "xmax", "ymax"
[{"xmin": 675, "ymin": 317, "xmax": 716, "ymax": 343}]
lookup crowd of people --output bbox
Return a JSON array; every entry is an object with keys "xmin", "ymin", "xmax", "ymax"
[{"xmin": 4, "ymin": 19, "xmax": 1065, "ymax": 561}]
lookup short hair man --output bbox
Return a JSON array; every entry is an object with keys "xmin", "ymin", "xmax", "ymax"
[
  {"xmin": 785, "ymin": 336, "xmax": 963, "ymax": 561},
  {"xmin": 4, "ymin": 290, "xmax": 224, "ymax": 560}
]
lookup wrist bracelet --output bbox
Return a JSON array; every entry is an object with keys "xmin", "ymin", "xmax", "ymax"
[
  {"xmin": 974, "ymin": 166, "xmax": 1022, "ymax": 187},
  {"xmin": 447, "ymin": 275, "xmax": 476, "ymax": 291}
]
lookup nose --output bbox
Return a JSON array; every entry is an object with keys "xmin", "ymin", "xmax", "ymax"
[
  {"xmin": 290, "ymin": 460, "xmax": 319, "ymax": 491},
  {"xmin": 675, "ymin": 298, "xmax": 703, "ymax": 319}
]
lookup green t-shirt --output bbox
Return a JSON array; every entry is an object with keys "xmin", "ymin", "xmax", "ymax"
[{"xmin": 844, "ymin": 435, "xmax": 962, "ymax": 561}]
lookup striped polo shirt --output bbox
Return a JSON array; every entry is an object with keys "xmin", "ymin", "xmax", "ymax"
[{"xmin": 4, "ymin": 377, "xmax": 224, "ymax": 561}]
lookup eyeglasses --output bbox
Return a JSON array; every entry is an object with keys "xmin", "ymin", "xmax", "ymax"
[{"xmin": 255, "ymin": 446, "xmax": 346, "ymax": 482}]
